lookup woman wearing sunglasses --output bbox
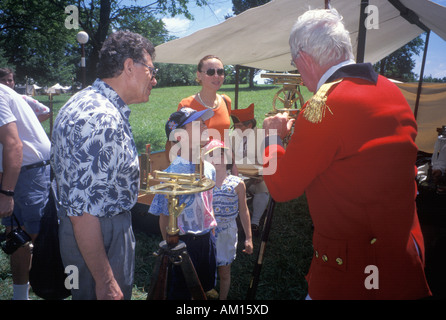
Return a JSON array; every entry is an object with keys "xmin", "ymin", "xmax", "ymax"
[{"xmin": 177, "ymin": 55, "xmax": 231, "ymax": 142}]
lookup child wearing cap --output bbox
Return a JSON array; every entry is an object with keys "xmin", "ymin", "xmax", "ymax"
[
  {"xmin": 205, "ymin": 139, "xmax": 253, "ymax": 300},
  {"xmin": 148, "ymin": 107, "xmax": 217, "ymax": 300}
]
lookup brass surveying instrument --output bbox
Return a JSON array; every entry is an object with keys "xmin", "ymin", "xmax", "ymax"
[
  {"xmin": 140, "ymin": 150, "xmax": 215, "ymax": 300},
  {"xmin": 261, "ymin": 72, "xmax": 304, "ymax": 117}
]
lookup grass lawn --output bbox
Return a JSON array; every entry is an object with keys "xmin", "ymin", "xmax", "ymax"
[{"xmin": 0, "ymin": 83, "xmax": 314, "ymax": 300}]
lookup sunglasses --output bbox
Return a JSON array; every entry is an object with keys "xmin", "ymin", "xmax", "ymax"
[
  {"xmin": 135, "ymin": 61, "xmax": 158, "ymax": 79},
  {"xmin": 202, "ymin": 68, "xmax": 225, "ymax": 76}
]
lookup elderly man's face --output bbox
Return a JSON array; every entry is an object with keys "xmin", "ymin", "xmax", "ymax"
[{"xmin": 130, "ymin": 52, "xmax": 157, "ymax": 104}]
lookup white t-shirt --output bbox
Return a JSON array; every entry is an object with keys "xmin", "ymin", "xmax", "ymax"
[{"xmin": 0, "ymin": 84, "xmax": 51, "ymax": 171}]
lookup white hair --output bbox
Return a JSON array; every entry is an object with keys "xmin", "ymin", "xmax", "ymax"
[{"xmin": 289, "ymin": 8, "xmax": 354, "ymax": 67}]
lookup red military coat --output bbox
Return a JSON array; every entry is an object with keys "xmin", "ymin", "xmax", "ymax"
[{"xmin": 263, "ymin": 64, "xmax": 431, "ymax": 299}]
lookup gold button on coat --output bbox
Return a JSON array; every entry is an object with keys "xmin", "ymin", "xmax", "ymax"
[
  {"xmin": 322, "ymin": 255, "xmax": 328, "ymax": 262},
  {"xmin": 370, "ymin": 238, "xmax": 377, "ymax": 244},
  {"xmin": 336, "ymin": 258, "xmax": 343, "ymax": 265}
]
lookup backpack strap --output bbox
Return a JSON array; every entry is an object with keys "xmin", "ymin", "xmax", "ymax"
[{"xmin": 220, "ymin": 94, "xmax": 230, "ymax": 113}]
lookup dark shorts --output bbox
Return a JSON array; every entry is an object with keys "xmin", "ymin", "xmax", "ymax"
[{"xmin": 168, "ymin": 232, "xmax": 217, "ymax": 300}]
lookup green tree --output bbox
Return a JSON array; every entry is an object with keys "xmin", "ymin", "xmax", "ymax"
[
  {"xmin": 374, "ymin": 36, "xmax": 424, "ymax": 82},
  {"xmin": 0, "ymin": 0, "xmax": 78, "ymax": 86},
  {"xmin": 231, "ymin": 0, "xmax": 270, "ymax": 15},
  {"xmin": 0, "ymin": 0, "xmax": 208, "ymax": 86},
  {"xmin": 76, "ymin": 0, "xmax": 208, "ymax": 84}
]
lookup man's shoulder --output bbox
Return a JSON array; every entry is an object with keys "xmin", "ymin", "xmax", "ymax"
[{"xmin": 61, "ymin": 87, "xmax": 120, "ymax": 119}]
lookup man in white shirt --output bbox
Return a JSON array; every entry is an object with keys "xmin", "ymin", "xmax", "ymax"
[{"xmin": 0, "ymin": 83, "xmax": 51, "ymax": 300}]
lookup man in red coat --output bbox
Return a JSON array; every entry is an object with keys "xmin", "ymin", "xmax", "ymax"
[{"xmin": 262, "ymin": 8, "xmax": 431, "ymax": 299}]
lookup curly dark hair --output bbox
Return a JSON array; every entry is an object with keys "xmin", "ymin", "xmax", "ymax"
[{"xmin": 97, "ymin": 31, "xmax": 155, "ymax": 79}]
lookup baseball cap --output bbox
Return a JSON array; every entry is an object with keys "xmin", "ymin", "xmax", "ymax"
[
  {"xmin": 165, "ymin": 107, "xmax": 214, "ymax": 139},
  {"xmin": 205, "ymin": 139, "xmax": 229, "ymax": 155}
]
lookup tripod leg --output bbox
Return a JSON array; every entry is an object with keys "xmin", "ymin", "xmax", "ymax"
[
  {"xmin": 147, "ymin": 252, "xmax": 169, "ymax": 300},
  {"xmin": 246, "ymin": 198, "xmax": 276, "ymax": 300},
  {"xmin": 179, "ymin": 250, "xmax": 207, "ymax": 300}
]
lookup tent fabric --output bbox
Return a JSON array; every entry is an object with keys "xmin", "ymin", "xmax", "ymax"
[
  {"xmin": 154, "ymin": 0, "xmax": 446, "ymax": 153},
  {"xmin": 396, "ymin": 82, "xmax": 446, "ymax": 153},
  {"xmin": 154, "ymin": 0, "xmax": 446, "ymax": 71}
]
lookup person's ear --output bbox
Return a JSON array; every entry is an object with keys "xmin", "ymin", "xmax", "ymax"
[{"xmin": 123, "ymin": 58, "xmax": 135, "ymax": 76}]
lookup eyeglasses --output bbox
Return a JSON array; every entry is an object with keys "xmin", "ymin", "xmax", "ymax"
[
  {"xmin": 135, "ymin": 61, "xmax": 158, "ymax": 79},
  {"xmin": 202, "ymin": 68, "xmax": 225, "ymax": 77}
]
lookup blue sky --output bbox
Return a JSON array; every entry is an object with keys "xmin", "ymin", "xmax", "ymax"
[{"xmin": 161, "ymin": 0, "xmax": 446, "ymax": 79}]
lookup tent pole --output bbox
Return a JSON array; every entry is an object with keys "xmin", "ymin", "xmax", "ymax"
[
  {"xmin": 325, "ymin": 0, "xmax": 331, "ymax": 9},
  {"xmin": 414, "ymin": 30, "xmax": 430, "ymax": 120},
  {"xmin": 235, "ymin": 65, "xmax": 240, "ymax": 109},
  {"xmin": 356, "ymin": 0, "xmax": 369, "ymax": 63}
]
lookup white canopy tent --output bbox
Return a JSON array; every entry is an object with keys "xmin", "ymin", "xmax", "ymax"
[
  {"xmin": 155, "ymin": 0, "xmax": 446, "ymax": 71},
  {"xmin": 46, "ymin": 83, "xmax": 71, "ymax": 94},
  {"xmin": 155, "ymin": 0, "xmax": 446, "ymax": 152}
]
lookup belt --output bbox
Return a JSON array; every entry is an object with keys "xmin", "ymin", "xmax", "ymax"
[
  {"xmin": 180, "ymin": 232, "xmax": 210, "ymax": 241},
  {"xmin": 23, "ymin": 160, "xmax": 50, "ymax": 170}
]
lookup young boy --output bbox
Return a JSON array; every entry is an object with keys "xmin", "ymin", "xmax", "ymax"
[{"xmin": 149, "ymin": 107, "xmax": 217, "ymax": 300}]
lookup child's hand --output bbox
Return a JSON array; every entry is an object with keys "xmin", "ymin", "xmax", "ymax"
[{"xmin": 243, "ymin": 239, "xmax": 253, "ymax": 254}]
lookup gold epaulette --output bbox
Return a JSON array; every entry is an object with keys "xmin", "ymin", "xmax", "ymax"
[{"xmin": 303, "ymin": 79, "xmax": 343, "ymax": 123}]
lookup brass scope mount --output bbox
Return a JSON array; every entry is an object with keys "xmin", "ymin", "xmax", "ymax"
[
  {"xmin": 141, "ymin": 155, "xmax": 215, "ymax": 300},
  {"xmin": 262, "ymin": 72, "xmax": 305, "ymax": 146},
  {"xmin": 145, "ymin": 170, "xmax": 215, "ymax": 241},
  {"xmin": 261, "ymin": 72, "xmax": 305, "ymax": 118}
]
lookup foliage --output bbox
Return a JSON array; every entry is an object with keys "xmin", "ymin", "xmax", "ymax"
[
  {"xmin": 0, "ymin": 0, "xmax": 207, "ymax": 86},
  {"xmin": 373, "ymin": 36, "xmax": 424, "ymax": 82},
  {"xmin": 154, "ymin": 63, "xmax": 198, "ymax": 87},
  {"xmin": 423, "ymin": 75, "xmax": 446, "ymax": 83},
  {"xmin": 74, "ymin": 0, "xmax": 208, "ymax": 84},
  {"xmin": 0, "ymin": 0, "xmax": 78, "ymax": 86},
  {"xmin": 230, "ymin": 0, "xmax": 271, "ymax": 15}
]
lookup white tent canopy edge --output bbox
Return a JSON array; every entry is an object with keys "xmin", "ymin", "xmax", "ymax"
[{"xmin": 154, "ymin": 0, "xmax": 446, "ymax": 71}]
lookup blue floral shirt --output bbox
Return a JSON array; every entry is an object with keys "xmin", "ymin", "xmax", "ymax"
[{"xmin": 50, "ymin": 79, "xmax": 140, "ymax": 218}]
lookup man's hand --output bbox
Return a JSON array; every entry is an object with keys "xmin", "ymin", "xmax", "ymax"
[
  {"xmin": 96, "ymin": 277, "xmax": 124, "ymax": 300},
  {"xmin": 0, "ymin": 194, "xmax": 14, "ymax": 218},
  {"xmin": 263, "ymin": 112, "xmax": 295, "ymax": 140},
  {"xmin": 70, "ymin": 212, "xmax": 124, "ymax": 300}
]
